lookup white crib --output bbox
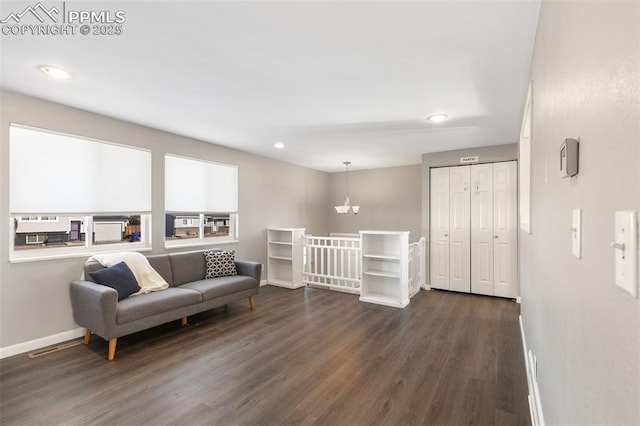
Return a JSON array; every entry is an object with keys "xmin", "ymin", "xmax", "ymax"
[{"xmin": 301, "ymin": 233, "xmax": 426, "ymax": 306}]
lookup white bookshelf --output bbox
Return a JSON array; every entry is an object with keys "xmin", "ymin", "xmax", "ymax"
[
  {"xmin": 359, "ymin": 231, "xmax": 410, "ymax": 308},
  {"xmin": 267, "ymin": 228, "xmax": 305, "ymax": 289}
]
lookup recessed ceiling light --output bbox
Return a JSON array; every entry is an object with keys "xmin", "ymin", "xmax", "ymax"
[
  {"xmin": 274, "ymin": 142, "xmax": 285, "ymax": 149},
  {"xmin": 427, "ymin": 113, "xmax": 448, "ymax": 123},
  {"xmin": 38, "ymin": 65, "xmax": 72, "ymax": 79}
]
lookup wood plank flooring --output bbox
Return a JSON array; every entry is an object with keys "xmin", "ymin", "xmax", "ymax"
[{"xmin": 0, "ymin": 286, "xmax": 530, "ymax": 425}]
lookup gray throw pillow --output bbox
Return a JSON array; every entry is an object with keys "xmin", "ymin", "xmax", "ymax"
[
  {"xmin": 89, "ymin": 261, "xmax": 141, "ymax": 300},
  {"xmin": 204, "ymin": 250, "xmax": 237, "ymax": 279}
]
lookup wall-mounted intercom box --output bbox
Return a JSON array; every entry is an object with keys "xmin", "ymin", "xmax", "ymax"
[{"xmin": 560, "ymin": 138, "xmax": 579, "ymax": 178}]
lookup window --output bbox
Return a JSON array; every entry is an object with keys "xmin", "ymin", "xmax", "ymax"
[
  {"xmin": 93, "ymin": 215, "xmax": 144, "ymax": 245},
  {"xmin": 19, "ymin": 216, "xmax": 58, "ymax": 222},
  {"xmin": 26, "ymin": 235, "xmax": 47, "ymax": 244},
  {"xmin": 9, "ymin": 124, "xmax": 152, "ymax": 261},
  {"xmin": 166, "ymin": 214, "xmax": 202, "ymax": 240},
  {"xmin": 165, "ymin": 213, "xmax": 236, "ymax": 244},
  {"xmin": 181, "ymin": 217, "xmax": 199, "ymax": 227},
  {"xmin": 165, "ymin": 155, "xmax": 238, "ymax": 247},
  {"xmin": 14, "ymin": 215, "xmax": 83, "ymax": 251},
  {"xmin": 204, "ymin": 215, "xmax": 231, "ymax": 238},
  {"xmin": 12, "ymin": 214, "xmax": 150, "ymax": 254}
]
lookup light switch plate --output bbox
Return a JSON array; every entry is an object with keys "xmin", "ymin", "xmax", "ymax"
[
  {"xmin": 572, "ymin": 208, "xmax": 581, "ymax": 259},
  {"xmin": 613, "ymin": 211, "xmax": 638, "ymax": 298}
]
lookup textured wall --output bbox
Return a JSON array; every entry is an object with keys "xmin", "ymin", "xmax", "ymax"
[
  {"xmin": 521, "ymin": 1, "xmax": 640, "ymax": 424},
  {"xmin": 328, "ymin": 165, "xmax": 422, "ymax": 242},
  {"xmin": 0, "ymin": 91, "xmax": 329, "ymax": 349}
]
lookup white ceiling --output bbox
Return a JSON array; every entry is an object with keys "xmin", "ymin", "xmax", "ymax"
[{"xmin": 0, "ymin": 1, "xmax": 540, "ymax": 172}]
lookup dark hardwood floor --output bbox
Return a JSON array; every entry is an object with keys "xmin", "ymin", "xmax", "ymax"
[{"xmin": 0, "ymin": 286, "xmax": 530, "ymax": 425}]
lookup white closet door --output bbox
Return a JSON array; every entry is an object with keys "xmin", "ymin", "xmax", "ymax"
[
  {"xmin": 493, "ymin": 161, "xmax": 518, "ymax": 298},
  {"xmin": 430, "ymin": 168, "xmax": 450, "ymax": 290},
  {"xmin": 449, "ymin": 166, "xmax": 471, "ymax": 293},
  {"xmin": 471, "ymin": 163, "xmax": 494, "ymax": 296}
]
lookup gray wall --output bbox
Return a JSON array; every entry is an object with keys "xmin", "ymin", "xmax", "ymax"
[
  {"xmin": 521, "ymin": 1, "xmax": 639, "ymax": 424},
  {"xmin": 328, "ymin": 165, "xmax": 422, "ymax": 242},
  {"xmin": 421, "ymin": 144, "xmax": 518, "ymax": 283},
  {"xmin": 0, "ymin": 90, "xmax": 329, "ymax": 349}
]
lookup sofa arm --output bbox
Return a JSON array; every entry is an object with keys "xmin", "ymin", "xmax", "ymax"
[
  {"xmin": 70, "ymin": 280, "xmax": 118, "ymax": 340},
  {"xmin": 235, "ymin": 261, "xmax": 261, "ymax": 284}
]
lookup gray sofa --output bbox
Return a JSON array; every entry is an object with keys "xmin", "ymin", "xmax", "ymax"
[{"xmin": 70, "ymin": 250, "xmax": 261, "ymax": 360}]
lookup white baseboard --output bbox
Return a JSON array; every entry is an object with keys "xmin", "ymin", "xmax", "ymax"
[
  {"xmin": 260, "ymin": 279, "xmax": 268, "ymax": 286},
  {"xmin": 520, "ymin": 315, "xmax": 545, "ymax": 426},
  {"xmin": 0, "ymin": 327, "xmax": 85, "ymax": 359}
]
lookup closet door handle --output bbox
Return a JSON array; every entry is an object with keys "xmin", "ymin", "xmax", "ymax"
[
  {"xmin": 494, "ymin": 235, "xmax": 499, "ymax": 239},
  {"xmin": 444, "ymin": 234, "xmax": 449, "ymax": 237}
]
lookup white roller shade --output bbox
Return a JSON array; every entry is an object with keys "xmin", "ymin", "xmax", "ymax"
[
  {"xmin": 10, "ymin": 125, "xmax": 152, "ymax": 214},
  {"xmin": 165, "ymin": 155, "xmax": 238, "ymax": 212}
]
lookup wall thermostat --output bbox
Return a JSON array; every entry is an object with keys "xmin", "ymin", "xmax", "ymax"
[{"xmin": 560, "ymin": 138, "xmax": 579, "ymax": 178}]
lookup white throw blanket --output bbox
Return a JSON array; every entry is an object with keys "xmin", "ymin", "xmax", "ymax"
[{"xmin": 88, "ymin": 252, "xmax": 169, "ymax": 295}]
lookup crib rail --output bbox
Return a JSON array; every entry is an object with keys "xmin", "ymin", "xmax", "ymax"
[{"xmin": 303, "ymin": 235, "xmax": 361, "ymax": 293}]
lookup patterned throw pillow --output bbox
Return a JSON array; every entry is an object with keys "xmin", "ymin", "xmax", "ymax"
[{"xmin": 204, "ymin": 250, "xmax": 238, "ymax": 279}]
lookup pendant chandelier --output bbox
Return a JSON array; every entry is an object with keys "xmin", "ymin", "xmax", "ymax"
[{"xmin": 335, "ymin": 161, "xmax": 360, "ymax": 215}]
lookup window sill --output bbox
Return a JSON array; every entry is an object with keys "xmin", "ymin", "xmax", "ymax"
[{"xmin": 9, "ymin": 245, "xmax": 152, "ymax": 264}]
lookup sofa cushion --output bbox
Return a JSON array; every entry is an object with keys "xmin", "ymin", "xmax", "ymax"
[
  {"xmin": 179, "ymin": 275, "xmax": 257, "ymax": 301},
  {"xmin": 146, "ymin": 254, "xmax": 174, "ymax": 286},
  {"xmin": 116, "ymin": 288, "xmax": 202, "ymax": 324},
  {"xmin": 83, "ymin": 261, "xmax": 104, "ymax": 283},
  {"xmin": 169, "ymin": 252, "xmax": 207, "ymax": 286},
  {"xmin": 90, "ymin": 262, "xmax": 141, "ymax": 301},
  {"xmin": 205, "ymin": 250, "xmax": 237, "ymax": 278}
]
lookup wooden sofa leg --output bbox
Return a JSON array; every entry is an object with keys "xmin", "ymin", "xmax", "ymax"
[
  {"xmin": 181, "ymin": 317, "xmax": 188, "ymax": 327},
  {"xmin": 249, "ymin": 296, "xmax": 255, "ymax": 310},
  {"xmin": 84, "ymin": 330, "xmax": 91, "ymax": 345},
  {"xmin": 108, "ymin": 338, "xmax": 117, "ymax": 361}
]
